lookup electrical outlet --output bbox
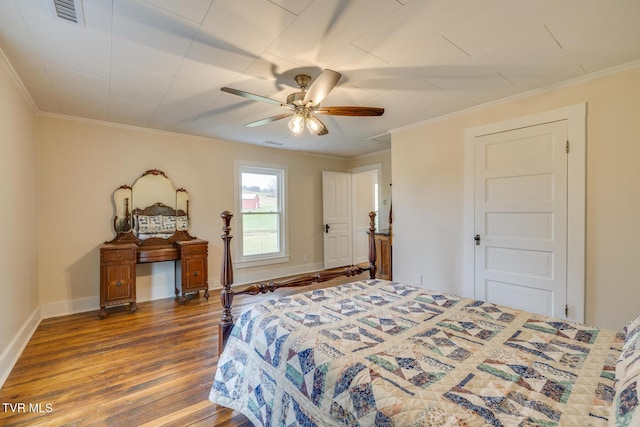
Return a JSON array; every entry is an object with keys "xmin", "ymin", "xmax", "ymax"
[
  {"xmin": 302, "ymin": 254, "xmax": 307, "ymax": 262},
  {"xmin": 415, "ymin": 274, "xmax": 422, "ymax": 285}
]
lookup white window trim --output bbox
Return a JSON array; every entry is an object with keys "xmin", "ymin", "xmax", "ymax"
[{"xmin": 234, "ymin": 160, "xmax": 289, "ymax": 268}]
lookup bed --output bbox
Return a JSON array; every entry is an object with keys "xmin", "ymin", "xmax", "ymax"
[{"xmin": 209, "ymin": 211, "xmax": 640, "ymax": 426}]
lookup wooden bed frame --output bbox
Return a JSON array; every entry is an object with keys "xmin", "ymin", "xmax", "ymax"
[{"xmin": 218, "ymin": 210, "xmax": 378, "ymax": 353}]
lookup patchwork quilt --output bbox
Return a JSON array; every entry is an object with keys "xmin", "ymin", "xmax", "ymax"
[{"xmin": 209, "ymin": 280, "xmax": 624, "ymax": 426}]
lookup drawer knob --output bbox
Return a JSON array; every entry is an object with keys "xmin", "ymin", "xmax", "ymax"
[
  {"xmin": 193, "ymin": 271, "xmax": 198, "ymax": 277},
  {"xmin": 116, "ymin": 280, "xmax": 122, "ymax": 287}
]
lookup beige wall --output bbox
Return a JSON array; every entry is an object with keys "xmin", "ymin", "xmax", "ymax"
[
  {"xmin": 0, "ymin": 54, "xmax": 39, "ymax": 381},
  {"xmin": 35, "ymin": 116, "xmax": 350, "ymax": 314},
  {"xmin": 392, "ymin": 65, "xmax": 640, "ymax": 330}
]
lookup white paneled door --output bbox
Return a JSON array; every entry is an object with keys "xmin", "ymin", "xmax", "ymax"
[
  {"xmin": 323, "ymin": 171, "xmax": 352, "ymax": 269},
  {"xmin": 474, "ymin": 120, "xmax": 568, "ymax": 318}
]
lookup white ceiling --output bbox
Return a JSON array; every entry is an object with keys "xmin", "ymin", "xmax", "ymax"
[{"xmin": 2, "ymin": 0, "xmax": 640, "ymax": 157}]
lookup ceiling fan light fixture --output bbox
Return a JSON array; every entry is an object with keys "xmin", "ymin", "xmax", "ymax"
[
  {"xmin": 288, "ymin": 112, "xmax": 305, "ymax": 136},
  {"xmin": 221, "ymin": 69, "xmax": 383, "ymax": 137},
  {"xmin": 306, "ymin": 115, "xmax": 322, "ymax": 134}
]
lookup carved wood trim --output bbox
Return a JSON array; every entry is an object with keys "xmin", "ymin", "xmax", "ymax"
[
  {"xmin": 141, "ymin": 169, "xmax": 168, "ymax": 178},
  {"xmin": 132, "ymin": 202, "xmax": 177, "ymax": 217},
  {"xmin": 105, "ymin": 231, "xmax": 142, "ymax": 245},
  {"xmin": 234, "ymin": 264, "xmax": 373, "ymax": 297},
  {"xmin": 218, "ymin": 210, "xmax": 234, "ymax": 355}
]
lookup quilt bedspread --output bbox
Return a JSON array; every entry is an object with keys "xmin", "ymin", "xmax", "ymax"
[{"xmin": 209, "ymin": 279, "xmax": 624, "ymax": 426}]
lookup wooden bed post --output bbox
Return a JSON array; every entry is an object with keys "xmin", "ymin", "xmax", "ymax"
[
  {"xmin": 368, "ymin": 211, "xmax": 377, "ymax": 279},
  {"xmin": 218, "ymin": 211, "xmax": 234, "ymax": 354},
  {"xmin": 217, "ymin": 210, "xmax": 378, "ymax": 353}
]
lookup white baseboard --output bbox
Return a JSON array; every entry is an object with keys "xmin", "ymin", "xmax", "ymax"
[
  {"xmin": 39, "ymin": 290, "xmax": 177, "ymax": 320},
  {"xmin": 2, "ymin": 262, "xmax": 326, "ymax": 389},
  {"xmin": 38, "ymin": 261, "xmax": 326, "ymax": 318},
  {"xmin": 0, "ymin": 306, "xmax": 41, "ymax": 389},
  {"xmin": 40, "ymin": 296, "xmax": 100, "ymax": 319}
]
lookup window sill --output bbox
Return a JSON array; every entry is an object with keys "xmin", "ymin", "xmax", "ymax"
[{"xmin": 234, "ymin": 255, "xmax": 290, "ymax": 269}]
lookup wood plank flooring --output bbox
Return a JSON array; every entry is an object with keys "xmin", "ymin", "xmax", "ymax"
[{"xmin": 0, "ymin": 274, "xmax": 366, "ymax": 427}]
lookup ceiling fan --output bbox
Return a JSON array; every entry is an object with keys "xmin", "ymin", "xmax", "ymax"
[{"xmin": 220, "ymin": 69, "xmax": 384, "ymax": 136}]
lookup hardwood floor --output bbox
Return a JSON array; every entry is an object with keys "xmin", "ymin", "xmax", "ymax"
[{"xmin": 0, "ymin": 273, "xmax": 367, "ymax": 426}]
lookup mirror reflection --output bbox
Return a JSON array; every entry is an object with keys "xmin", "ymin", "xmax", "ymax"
[
  {"xmin": 111, "ymin": 169, "xmax": 190, "ymax": 240},
  {"xmin": 113, "ymin": 185, "xmax": 132, "ymax": 233}
]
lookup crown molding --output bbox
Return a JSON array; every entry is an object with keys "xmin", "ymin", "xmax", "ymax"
[
  {"xmin": 0, "ymin": 47, "xmax": 38, "ymax": 113},
  {"xmin": 36, "ymin": 110, "xmax": 351, "ymax": 161}
]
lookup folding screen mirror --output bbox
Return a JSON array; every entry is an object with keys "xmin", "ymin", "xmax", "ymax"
[
  {"xmin": 110, "ymin": 169, "xmax": 191, "ymax": 241},
  {"xmin": 113, "ymin": 185, "xmax": 132, "ymax": 233}
]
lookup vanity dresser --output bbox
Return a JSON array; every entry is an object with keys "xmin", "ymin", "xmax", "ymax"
[{"xmin": 99, "ymin": 169, "xmax": 208, "ymax": 318}]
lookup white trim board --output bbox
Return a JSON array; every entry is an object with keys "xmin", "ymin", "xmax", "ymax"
[
  {"xmin": 463, "ymin": 103, "xmax": 586, "ymax": 323},
  {"xmin": 0, "ymin": 307, "xmax": 41, "ymax": 389}
]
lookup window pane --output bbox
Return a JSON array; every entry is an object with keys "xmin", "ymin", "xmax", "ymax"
[
  {"xmin": 237, "ymin": 163, "xmax": 286, "ymax": 263},
  {"xmin": 241, "ymin": 172, "xmax": 278, "ymax": 213},
  {"xmin": 242, "ymin": 213, "xmax": 279, "ymax": 256}
]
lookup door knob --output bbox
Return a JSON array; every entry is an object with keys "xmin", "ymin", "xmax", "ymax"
[{"xmin": 474, "ymin": 234, "xmax": 481, "ymax": 245}]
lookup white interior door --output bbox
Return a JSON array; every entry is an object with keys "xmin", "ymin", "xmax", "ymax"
[
  {"xmin": 323, "ymin": 171, "xmax": 352, "ymax": 269},
  {"xmin": 474, "ymin": 120, "xmax": 568, "ymax": 318}
]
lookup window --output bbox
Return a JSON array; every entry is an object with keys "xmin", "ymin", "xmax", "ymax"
[{"xmin": 235, "ymin": 162, "xmax": 287, "ymax": 266}]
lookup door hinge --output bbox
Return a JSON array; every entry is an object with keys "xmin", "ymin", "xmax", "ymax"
[
  {"xmin": 565, "ymin": 305, "xmax": 568, "ymax": 316},
  {"xmin": 566, "ymin": 140, "xmax": 570, "ymax": 153}
]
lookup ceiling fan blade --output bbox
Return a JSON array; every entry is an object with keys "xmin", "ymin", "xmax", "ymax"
[
  {"xmin": 246, "ymin": 113, "xmax": 293, "ymax": 127},
  {"xmin": 221, "ymin": 87, "xmax": 291, "ymax": 109},
  {"xmin": 303, "ymin": 69, "xmax": 341, "ymax": 106},
  {"xmin": 315, "ymin": 106, "xmax": 384, "ymax": 116}
]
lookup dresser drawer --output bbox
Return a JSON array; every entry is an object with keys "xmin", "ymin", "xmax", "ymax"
[
  {"xmin": 102, "ymin": 248, "xmax": 136, "ymax": 263},
  {"xmin": 180, "ymin": 243, "xmax": 207, "ymax": 256}
]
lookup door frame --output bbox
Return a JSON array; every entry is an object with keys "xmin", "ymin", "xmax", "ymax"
[
  {"xmin": 322, "ymin": 165, "xmax": 382, "ymax": 268},
  {"xmin": 349, "ymin": 164, "xmax": 382, "ymax": 264},
  {"xmin": 462, "ymin": 103, "xmax": 586, "ymax": 322}
]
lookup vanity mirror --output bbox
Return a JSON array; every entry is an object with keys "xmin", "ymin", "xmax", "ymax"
[
  {"xmin": 111, "ymin": 169, "xmax": 191, "ymax": 241},
  {"xmin": 113, "ymin": 185, "xmax": 132, "ymax": 233},
  {"xmin": 100, "ymin": 169, "xmax": 208, "ymax": 318}
]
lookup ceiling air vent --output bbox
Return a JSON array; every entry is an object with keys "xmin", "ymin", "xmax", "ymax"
[{"xmin": 52, "ymin": 0, "xmax": 85, "ymax": 25}]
